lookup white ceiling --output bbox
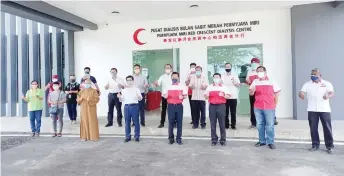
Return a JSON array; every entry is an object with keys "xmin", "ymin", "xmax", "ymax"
[{"xmin": 45, "ymin": 1, "xmax": 330, "ymax": 26}]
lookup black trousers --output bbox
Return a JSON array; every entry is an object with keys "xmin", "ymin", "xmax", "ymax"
[
  {"xmin": 107, "ymin": 93, "xmax": 123, "ymax": 124},
  {"xmin": 191, "ymin": 100, "xmax": 206, "ymax": 128},
  {"xmin": 209, "ymin": 104, "xmax": 226, "ymax": 143},
  {"xmin": 225, "ymin": 99, "xmax": 237, "ymax": 128},
  {"xmin": 160, "ymin": 97, "xmax": 168, "ymax": 124},
  {"xmin": 188, "ymin": 95, "xmax": 194, "ymax": 122},
  {"xmin": 249, "ymin": 95, "xmax": 256, "ymax": 126},
  {"xmin": 308, "ymin": 111, "xmax": 334, "ymax": 149}
]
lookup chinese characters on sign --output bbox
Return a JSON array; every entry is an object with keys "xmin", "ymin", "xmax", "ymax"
[
  {"xmin": 150, "ymin": 20, "xmax": 259, "ymax": 44},
  {"xmin": 162, "ymin": 33, "xmax": 245, "ymax": 43}
]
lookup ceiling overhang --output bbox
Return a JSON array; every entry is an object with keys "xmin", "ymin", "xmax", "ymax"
[
  {"xmin": 0, "ymin": 0, "xmax": 98, "ymax": 31},
  {"xmin": 333, "ymin": 0, "xmax": 344, "ymax": 7}
]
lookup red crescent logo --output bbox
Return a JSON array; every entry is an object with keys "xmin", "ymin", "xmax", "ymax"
[{"xmin": 133, "ymin": 28, "xmax": 146, "ymax": 45}]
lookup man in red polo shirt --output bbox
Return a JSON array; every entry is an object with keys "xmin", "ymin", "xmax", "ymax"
[
  {"xmin": 185, "ymin": 63, "xmax": 197, "ymax": 125},
  {"xmin": 205, "ymin": 73, "xmax": 231, "ymax": 146},
  {"xmin": 249, "ymin": 66, "xmax": 281, "ymax": 150},
  {"xmin": 163, "ymin": 72, "xmax": 187, "ymax": 145}
]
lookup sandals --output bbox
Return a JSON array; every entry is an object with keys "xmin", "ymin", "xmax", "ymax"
[
  {"xmin": 57, "ymin": 133, "xmax": 62, "ymax": 137},
  {"xmin": 52, "ymin": 133, "xmax": 57, "ymax": 137}
]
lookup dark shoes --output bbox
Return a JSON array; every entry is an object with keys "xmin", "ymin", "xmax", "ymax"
[
  {"xmin": 327, "ymin": 148, "xmax": 333, "ymax": 154},
  {"xmin": 255, "ymin": 142, "xmax": 266, "ymax": 147},
  {"xmin": 158, "ymin": 124, "xmax": 164, "ymax": 128},
  {"xmin": 141, "ymin": 123, "xmax": 145, "ymax": 127},
  {"xmin": 169, "ymin": 140, "xmax": 174, "ymax": 144},
  {"xmin": 135, "ymin": 138, "xmax": 140, "ymax": 142},
  {"xmin": 231, "ymin": 126, "xmax": 237, "ymax": 130},
  {"xmin": 309, "ymin": 146, "xmax": 319, "ymax": 152},
  {"xmin": 249, "ymin": 125, "xmax": 256, "ymax": 129},
  {"xmin": 190, "ymin": 121, "xmax": 193, "ymax": 124},
  {"xmin": 201, "ymin": 126, "xmax": 206, "ymax": 129},
  {"xmin": 177, "ymin": 141, "xmax": 183, "ymax": 145},
  {"xmin": 105, "ymin": 123, "xmax": 113, "ymax": 127},
  {"xmin": 211, "ymin": 142, "xmax": 217, "ymax": 146},
  {"xmin": 274, "ymin": 121, "xmax": 278, "ymax": 125},
  {"xmin": 124, "ymin": 138, "xmax": 131, "ymax": 143},
  {"xmin": 220, "ymin": 141, "xmax": 226, "ymax": 146},
  {"xmin": 52, "ymin": 133, "xmax": 57, "ymax": 138},
  {"xmin": 31, "ymin": 133, "xmax": 35, "ymax": 137},
  {"xmin": 268, "ymin": 144, "xmax": 276, "ymax": 150},
  {"xmin": 192, "ymin": 126, "xmax": 198, "ymax": 129},
  {"xmin": 118, "ymin": 123, "xmax": 123, "ymax": 127}
]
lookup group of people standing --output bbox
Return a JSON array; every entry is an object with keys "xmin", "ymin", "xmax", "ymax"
[{"xmin": 21, "ymin": 58, "xmax": 335, "ymax": 153}]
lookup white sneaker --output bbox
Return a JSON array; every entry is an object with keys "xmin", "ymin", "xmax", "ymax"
[
  {"xmin": 72, "ymin": 121, "xmax": 77, "ymax": 124},
  {"xmin": 70, "ymin": 120, "xmax": 73, "ymax": 124}
]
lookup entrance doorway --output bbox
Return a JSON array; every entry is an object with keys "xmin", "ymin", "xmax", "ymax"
[{"xmin": 207, "ymin": 44, "xmax": 263, "ymax": 116}]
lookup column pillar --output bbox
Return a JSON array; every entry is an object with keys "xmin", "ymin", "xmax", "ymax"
[
  {"xmin": 40, "ymin": 24, "xmax": 50, "ymax": 117},
  {"xmin": 0, "ymin": 12, "xmax": 7, "ymax": 116},
  {"xmin": 28, "ymin": 20, "xmax": 39, "ymax": 81},
  {"xmin": 52, "ymin": 27, "xmax": 62, "ymax": 76},
  {"xmin": 5, "ymin": 14, "xmax": 17, "ymax": 116},
  {"xmin": 17, "ymin": 17, "xmax": 29, "ymax": 117},
  {"xmin": 172, "ymin": 48, "xmax": 177, "ymax": 72}
]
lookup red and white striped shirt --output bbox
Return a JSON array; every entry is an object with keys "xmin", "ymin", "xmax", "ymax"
[
  {"xmin": 162, "ymin": 83, "xmax": 188, "ymax": 104},
  {"xmin": 204, "ymin": 84, "xmax": 231, "ymax": 104},
  {"xmin": 249, "ymin": 77, "xmax": 281, "ymax": 110}
]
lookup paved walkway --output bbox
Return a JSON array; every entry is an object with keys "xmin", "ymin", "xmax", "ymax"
[
  {"xmin": 2, "ymin": 137, "xmax": 344, "ymax": 176},
  {"xmin": 2, "ymin": 116, "xmax": 344, "ymax": 142}
]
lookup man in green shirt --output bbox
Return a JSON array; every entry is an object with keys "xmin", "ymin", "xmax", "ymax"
[{"xmin": 22, "ymin": 80, "xmax": 44, "ymax": 137}]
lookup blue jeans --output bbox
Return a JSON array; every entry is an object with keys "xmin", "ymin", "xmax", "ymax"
[
  {"xmin": 254, "ymin": 108, "xmax": 275, "ymax": 144},
  {"xmin": 67, "ymin": 103, "xmax": 77, "ymax": 121},
  {"xmin": 124, "ymin": 104, "xmax": 140, "ymax": 139},
  {"xmin": 139, "ymin": 93, "xmax": 146, "ymax": 124},
  {"xmin": 167, "ymin": 104, "xmax": 183, "ymax": 142},
  {"xmin": 29, "ymin": 110, "xmax": 42, "ymax": 133}
]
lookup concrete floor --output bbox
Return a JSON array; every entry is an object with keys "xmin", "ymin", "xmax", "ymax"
[{"xmin": 1, "ymin": 136, "xmax": 344, "ymax": 176}]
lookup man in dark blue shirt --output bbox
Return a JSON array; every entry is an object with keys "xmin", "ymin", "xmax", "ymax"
[{"xmin": 80, "ymin": 67, "xmax": 100, "ymax": 92}]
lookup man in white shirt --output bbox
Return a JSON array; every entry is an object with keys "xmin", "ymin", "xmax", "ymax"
[
  {"xmin": 222, "ymin": 63, "xmax": 240, "ymax": 130},
  {"xmin": 189, "ymin": 66, "xmax": 208, "ymax": 129},
  {"xmin": 105, "ymin": 68, "xmax": 125, "ymax": 127},
  {"xmin": 118, "ymin": 75, "xmax": 142, "ymax": 142},
  {"xmin": 133, "ymin": 64, "xmax": 149, "ymax": 126},
  {"xmin": 154, "ymin": 64, "xmax": 173, "ymax": 128},
  {"xmin": 299, "ymin": 68, "xmax": 334, "ymax": 154}
]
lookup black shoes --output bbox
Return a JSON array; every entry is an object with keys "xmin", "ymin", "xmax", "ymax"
[
  {"xmin": 220, "ymin": 141, "xmax": 226, "ymax": 146},
  {"xmin": 190, "ymin": 121, "xmax": 193, "ymax": 124},
  {"xmin": 211, "ymin": 142, "xmax": 217, "ymax": 146},
  {"xmin": 141, "ymin": 123, "xmax": 145, "ymax": 127},
  {"xmin": 309, "ymin": 146, "xmax": 319, "ymax": 152},
  {"xmin": 255, "ymin": 142, "xmax": 266, "ymax": 147},
  {"xmin": 124, "ymin": 138, "xmax": 131, "ymax": 143},
  {"xmin": 118, "ymin": 123, "xmax": 123, "ymax": 127},
  {"xmin": 327, "ymin": 148, "xmax": 333, "ymax": 154},
  {"xmin": 169, "ymin": 140, "xmax": 175, "ymax": 144},
  {"xmin": 231, "ymin": 126, "xmax": 237, "ymax": 130},
  {"xmin": 268, "ymin": 144, "xmax": 276, "ymax": 150},
  {"xmin": 158, "ymin": 124, "xmax": 164, "ymax": 128},
  {"xmin": 135, "ymin": 138, "xmax": 140, "ymax": 142},
  {"xmin": 274, "ymin": 121, "xmax": 278, "ymax": 125},
  {"xmin": 105, "ymin": 123, "xmax": 113, "ymax": 127},
  {"xmin": 177, "ymin": 141, "xmax": 183, "ymax": 145},
  {"xmin": 201, "ymin": 126, "xmax": 206, "ymax": 129},
  {"xmin": 192, "ymin": 126, "xmax": 198, "ymax": 129}
]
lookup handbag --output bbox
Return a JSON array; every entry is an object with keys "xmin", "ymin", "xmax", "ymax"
[{"xmin": 49, "ymin": 91, "xmax": 61, "ymax": 115}]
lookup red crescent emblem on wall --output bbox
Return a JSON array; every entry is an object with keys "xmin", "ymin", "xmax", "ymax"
[{"xmin": 133, "ymin": 28, "xmax": 146, "ymax": 45}]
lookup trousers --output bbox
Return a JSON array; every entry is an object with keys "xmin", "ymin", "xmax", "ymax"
[
  {"xmin": 308, "ymin": 111, "xmax": 334, "ymax": 149},
  {"xmin": 209, "ymin": 104, "xmax": 226, "ymax": 143}
]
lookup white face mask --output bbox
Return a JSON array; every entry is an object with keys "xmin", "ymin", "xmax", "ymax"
[
  {"xmin": 165, "ymin": 69, "xmax": 171, "ymax": 74},
  {"xmin": 127, "ymin": 80, "xmax": 134, "ymax": 86},
  {"xmin": 52, "ymin": 79, "xmax": 58, "ymax": 82},
  {"xmin": 53, "ymin": 86, "xmax": 59, "ymax": 91},
  {"xmin": 257, "ymin": 72, "xmax": 265, "ymax": 78}
]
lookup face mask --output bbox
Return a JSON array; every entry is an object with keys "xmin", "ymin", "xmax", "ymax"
[
  {"xmin": 213, "ymin": 78, "xmax": 220, "ymax": 84},
  {"xmin": 195, "ymin": 71, "xmax": 201, "ymax": 76},
  {"xmin": 111, "ymin": 72, "xmax": 117, "ymax": 77},
  {"xmin": 85, "ymin": 71, "xmax": 90, "ymax": 74},
  {"xmin": 257, "ymin": 72, "xmax": 265, "ymax": 78},
  {"xmin": 165, "ymin": 69, "xmax": 171, "ymax": 74},
  {"xmin": 251, "ymin": 63, "xmax": 258, "ymax": 70},
  {"xmin": 31, "ymin": 85, "xmax": 38, "ymax": 89},
  {"xmin": 127, "ymin": 80, "xmax": 134, "ymax": 86},
  {"xmin": 311, "ymin": 75, "xmax": 319, "ymax": 81},
  {"xmin": 134, "ymin": 69, "xmax": 140, "ymax": 74},
  {"xmin": 70, "ymin": 79, "xmax": 75, "ymax": 83},
  {"xmin": 84, "ymin": 84, "xmax": 91, "ymax": 89},
  {"xmin": 190, "ymin": 67, "xmax": 196, "ymax": 73},
  {"xmin": 53, "ymin": 86, "xmax": 59, "ymax": 91},
  {"xmin": 52, "ymin": 79, "xmax": 58, "ymax": 82},
  {"xmin": 225, "ymin": 69, "xmax": 231, "ymax": 73},
  {"xmin": 172, "ymin": 79, "xmax": 178, "ymax": 84}
]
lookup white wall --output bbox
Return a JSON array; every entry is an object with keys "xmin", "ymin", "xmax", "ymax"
[{"xmin": 75, "ymin": 9, "xmax": 292, "ymax": 118}]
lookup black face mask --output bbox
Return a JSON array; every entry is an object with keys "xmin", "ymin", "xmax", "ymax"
[
  {"xmin": 85, "ymin": 71, "xmax": 90, "ymax": 74},
  {"xmin": 70, "ymin": 79, "xmax": 75, "ymax": 83},
  {"xmin": 225, "ymin": 69, "xmax": 231, "ymax": 72}
]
